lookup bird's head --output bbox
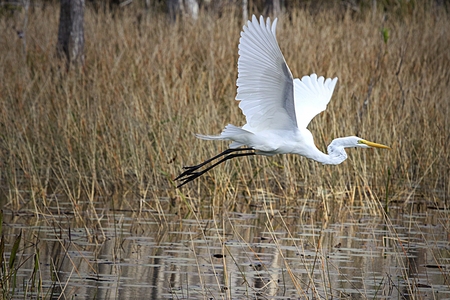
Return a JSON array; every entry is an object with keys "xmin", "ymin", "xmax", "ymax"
[
  {"xmin": 354, "ymin": 137, "xmax": 391, "ymax": 149},
  {"xmin": 331, "ymin": 136, "xmax": 390, "ymax": 149}
]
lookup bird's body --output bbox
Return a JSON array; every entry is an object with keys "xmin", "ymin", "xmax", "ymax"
[
  {"xmin": 200, "ymin": 125, "xmax": 323, "ymax": 160},
  {"xmin": 175, "ymin": 15, "xmax": 390, "ymax": 188}
]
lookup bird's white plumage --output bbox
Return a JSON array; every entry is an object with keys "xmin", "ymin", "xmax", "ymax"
[
  {"xmin": 294, "ymin": 75, "xmax": 338, "ymax": 129},
  {"xmin": 236, "ymin": 15, "xmax": 337, "ymax": 132},
  {"xmin": 237, "ymin": 15, "xmax": 296, "ymax": 131},
  {"xmin": 176, "ymin": 15, "xmax": 390, "ymax": 187},
  {"xmin": 192, "ymin": 15, "xmax": 389, "ymax": 168}
]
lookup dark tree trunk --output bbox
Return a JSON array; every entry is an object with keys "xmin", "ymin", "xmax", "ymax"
[
  {"xmin": 167, "ymin": 0, "xmax": 199, "ymax": 21},
  {"xmin": 57, "ymin": 0, "xmax": 85, "ymax": 67},
  {"xmin": 264, "ymin": 0, "xmax": 281, "ymax": 16},
  {"xmin": 167, "ymin": 0, "xmax": 182, "ymax": 21}
]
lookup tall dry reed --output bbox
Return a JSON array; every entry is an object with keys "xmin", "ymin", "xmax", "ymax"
[{"xmin": 0, "ymin": 3, "xmax": 448, "ymax": 214}]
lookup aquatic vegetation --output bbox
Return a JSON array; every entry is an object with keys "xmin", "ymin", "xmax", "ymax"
[{"xmin": 0, "ymin": 1, "xmax": 449, "ymax": 299}]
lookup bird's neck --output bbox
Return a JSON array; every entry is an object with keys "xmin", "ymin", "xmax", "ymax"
[{"xmin": 302, "ymin": 138, "xmax": 348, "ymax": 165}]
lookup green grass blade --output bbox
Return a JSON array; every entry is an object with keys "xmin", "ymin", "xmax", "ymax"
[{"xmin": 8, "ymin": 230, "xmax": 22, "ymax": 270}]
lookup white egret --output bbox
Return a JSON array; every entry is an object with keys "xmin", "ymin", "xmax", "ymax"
[{"xmin": 175, "ymin": 15, "xmax": 390, "ymax": 188}]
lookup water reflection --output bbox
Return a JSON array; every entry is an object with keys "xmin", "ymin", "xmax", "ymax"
[{"xmin": 1, "ymin": 198, "xmax": 449, "ymax": 299}]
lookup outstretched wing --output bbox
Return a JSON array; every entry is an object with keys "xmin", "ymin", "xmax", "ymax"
[
  {"xmin": 236, "ymin": 15, "xmax": 297, "ymax": 131},
  {"xmin": 293, "ymin": 74, "xmax": 338, "ymax": 129}
]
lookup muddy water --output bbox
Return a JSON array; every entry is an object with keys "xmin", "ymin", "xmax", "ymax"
[{"xmin": 2, "ymin": 197, "xmax": 449, "ymax": 299}]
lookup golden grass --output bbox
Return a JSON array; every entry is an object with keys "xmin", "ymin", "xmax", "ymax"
[{"xmin": 0, "ymin": 3, "xmax": 449, "ymax": 214}]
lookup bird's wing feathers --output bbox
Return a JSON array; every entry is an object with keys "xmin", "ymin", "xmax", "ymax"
[
  {"xmin": 293, "ymin": 75, "xmax": 338, "ymax": 128},
  {"xmin": 237, "ymin": 15, "xmax": 297, "ymax": 131},
  {"xmin": 236, "ymin": 16, "xmax": 338, "ymax": 132}
]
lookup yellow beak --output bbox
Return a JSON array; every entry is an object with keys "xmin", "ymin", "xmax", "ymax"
[{"xmin": 359, "ymin": 139, "xmax": 391, "ymax": 149}]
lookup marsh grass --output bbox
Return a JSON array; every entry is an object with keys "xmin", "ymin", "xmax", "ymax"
[
  {"xmin": 0, "ymin": 2, "xmax": 449, "ymax": 299},
  {"xmin": 0, "ymin": 217, "xmax": 45, "ymax": 300},
  {"xmin": 1, "ymin": 3, "xmax": 449, "ymax": 212}
]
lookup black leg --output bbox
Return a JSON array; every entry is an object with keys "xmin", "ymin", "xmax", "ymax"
[
  {"xmin": 175, "ymin": 148, "xmax": 255, "ymax": 188},
  {"xmin": 174, "ymin": 147, "xmax": 253, "ymax": 180}
]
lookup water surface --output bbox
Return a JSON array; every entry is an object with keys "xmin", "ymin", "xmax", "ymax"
[{"xmin": 2, "ymin": 196, "xmax": 449, "ymax": 299}]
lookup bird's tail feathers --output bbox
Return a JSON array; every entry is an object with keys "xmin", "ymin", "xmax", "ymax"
[
  {"xmin": 195, "ymin": 133, "xmax": 223, "ymax": 140},
  {"xmin": 196, "ymin": 124, "xmax": 251, "ymax": 149}
]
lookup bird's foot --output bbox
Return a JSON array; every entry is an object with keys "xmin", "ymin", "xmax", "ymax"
[
  {"xmin": 174, "ymin": 165, "xmax": 201, "ymax": 181},
  {"xmin": 175, "ymin": 168, "xmax": 204, "ymax": 188}
]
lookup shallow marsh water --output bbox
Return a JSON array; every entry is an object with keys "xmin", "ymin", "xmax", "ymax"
[{"xmin": 2, "ymin": 196, "xmax": 449, "ymax": 299}]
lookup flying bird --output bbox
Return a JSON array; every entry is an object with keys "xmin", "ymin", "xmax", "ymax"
[{"xmin": 175, "ymin": 15, "xmax": 390, "ymax": 188}]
